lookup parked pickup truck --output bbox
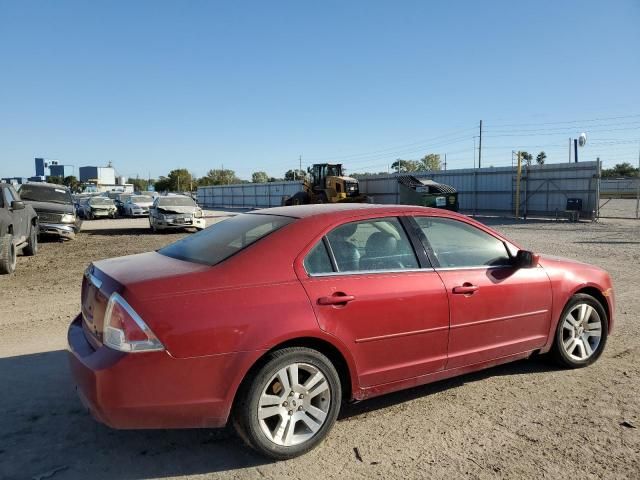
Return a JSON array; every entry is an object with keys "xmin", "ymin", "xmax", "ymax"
[
  {"xmin": 18, "ymin": 182, "xmax": 82, "ymax": 239},
  {"xmin": 0, "ymin": 183, "xmax": 38, "ymax": 274}
]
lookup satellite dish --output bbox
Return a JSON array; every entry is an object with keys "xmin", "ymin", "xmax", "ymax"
[{"xmin": 578, "ymin": 133, "xmax": 587, "ymax": 147}]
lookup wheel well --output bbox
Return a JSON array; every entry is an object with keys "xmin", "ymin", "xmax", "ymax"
[
  {"xmin": 575, "ymin": 287, "xmax": 610, "ymax": 325},
  {"xmin": 233, "ymin": 337, "xmax": 353, "ymax": 414},
  {"xmin": 7, "ymin": 224, "xmax": 13, "ymax": 235}
]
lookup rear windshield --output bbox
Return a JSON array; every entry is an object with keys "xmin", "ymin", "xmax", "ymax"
[
  {"xmin": 157, "ymin": 196, "xmax": 196, "ymax": 207},
  {"xmin": 159, "ymin": 213, "xmax": 294, "ymax": 265},
  {"xmin": 19, "ymin": 184, "xmax": 72, "ymax": 204}
]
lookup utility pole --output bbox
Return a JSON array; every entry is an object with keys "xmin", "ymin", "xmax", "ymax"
[
  {"xmin": 515, "ymin": 151, "xmax": 522, "ymax": 218},
  {"xmin": 299, "ymin": 154, "xmax": 302, "ymax": 179},
  {"xmin": 478, "ymin": 120, "xmax": 483, "ymax": 169},
  {"xmin": 574, "ymin": 139, "xmax": 579, "ymax": 163},
  {"xmin": 444, "ymin": 153, "xmax": 447, "ymax": 171},
  {"xmin": 636, "ymin": 143, "xmax": 640, "ymax": 219},
  {"xmin": 473, "ymin": 137, "xmax": 476, "ymax": 168},
  {"xmin": 569, "ymin": 138, "xmax": 572, "ymax": 163}
]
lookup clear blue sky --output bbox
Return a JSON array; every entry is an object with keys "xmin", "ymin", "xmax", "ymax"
[{"xmin": 1, "ymin": 0, "xmax": 639, "ymax": 181}]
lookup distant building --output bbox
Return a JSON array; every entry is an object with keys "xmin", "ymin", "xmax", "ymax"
[
  {"xmin": 49, "ymin": 164, "xmax": 74, "ymax": 178},
  {"xmin": 1, "ymin": 177, "xmax": 29, "ymax": 185},
  {"xmin": 79, "ymin": 166, "xmax": 116, "ymax": 185},
  {"xmin": 35, "ymin": 158, "xmax": 45, "ymax": 177}
]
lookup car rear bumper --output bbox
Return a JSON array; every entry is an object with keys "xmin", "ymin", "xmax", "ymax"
[
  {"xmin": 39, "ymin": 223, "xmax": 77, "ymax": 238},
  {"xmin": 67, "ymin": 314, "xmax": 251, "ymax": 429}
]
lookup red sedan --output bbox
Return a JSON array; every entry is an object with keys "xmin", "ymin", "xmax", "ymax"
[{"xmin": 68, "ymin": 204, "xmax": 614, "ymax": 459}]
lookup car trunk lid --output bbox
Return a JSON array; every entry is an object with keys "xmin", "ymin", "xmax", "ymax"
[{"xmin": 80, "ymin": 252, "xmax": 210, "ymax": 346}]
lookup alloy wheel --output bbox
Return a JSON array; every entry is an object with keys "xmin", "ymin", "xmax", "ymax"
[
  {"xmin": 561, "ymin": 303, "xmax": 602, "ymax": 361},
  {"xmin": 257, "ymin": 362, "xmax": 331, "ymax": 447}
]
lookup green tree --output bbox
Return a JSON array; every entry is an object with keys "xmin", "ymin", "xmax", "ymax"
[
  {"xmin": 251, "ymin": 171, "xmax": 269, "ymax": 183},
  {"xmin": 536, "ymin": 151, "xmax": 547, "ymax": 165},
  {"xmin": 127, "ymin": 177, "xmax": 153, "ymax": 192},
  {"xmin": 391, "ymin": 159, "xmax": 422, "ymax": 172},
  {"xmin": 46, "ymin": 176, "xmax": 64, "ymax": 185},
  {"xmin": 198, "ymin": 169, "xmax": 241, "ymax": 186},
  {"xmin": 601, "ymin": 162, "xmax": 639, "ymax": 178},
  {"xmin": 63, "ymin": 175, "xmax": 81, "ymax": 192},
  {"xmin": 153, "ymin": 169, "xmax": 194, "ymax": 192},
  {"xmin": 518, "ymin": 151, "xmax": 533, "ymax": 166},
  {"xmin": 285, "ymin": 169, "xmax": 306, "ymax": 181},
  {"xmin": 420, "ymin": 153, "xmax": 441, "ymax": 171}
]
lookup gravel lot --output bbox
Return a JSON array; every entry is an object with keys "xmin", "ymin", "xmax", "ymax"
[{"xmin": 1, "ymin": 209, "xmax": 639, "ymax": 480}]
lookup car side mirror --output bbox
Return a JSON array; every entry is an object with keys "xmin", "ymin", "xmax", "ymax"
[
  {"xmin": 11, "ymin": 200, "xmax": 25, "ymax": 210},
  {"xmin": 514, "ymin": 250, "xmax": 539, "ymax": 268}
]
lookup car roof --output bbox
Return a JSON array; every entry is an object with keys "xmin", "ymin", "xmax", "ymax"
[
  {"xmin": 22, "ymin": 182, "xmax": 70, "ymax": 190},
  {"xmin": 158, "ymin": 194, "xmax": 192, "ymax": 200},
  {"xmin": 252, "ymin": 203, "xmax": 460, "ymax": 220}
]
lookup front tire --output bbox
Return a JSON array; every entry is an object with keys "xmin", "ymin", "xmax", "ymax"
[
  {"xmin": 233, "ymin": 347, "xmax": 341, "ymax": 460},
  {"xmin": 0, "ymin": 234, "xmax": 17, "ymax": 274},
  {"xmin": 23, "ymin": 224, "xmax": 38, "ymax": 256},
  {"xmin": 551, "ymin": 293, "xmax": 608, "ymax": 368}
]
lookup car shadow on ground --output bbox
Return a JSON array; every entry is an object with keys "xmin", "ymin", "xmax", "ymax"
[
  {"xmin": 0, "ymin": 350, "xmax": 557, "ymax": 480},
  {"xmin": 0, "ymin": 350, "xmax": 269, "ymax": 480},
  {"xmin": 339, "ymin": 356, "xmax": 558, "ymax": 421}
]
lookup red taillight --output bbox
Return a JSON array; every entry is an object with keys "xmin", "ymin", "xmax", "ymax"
[{"xmin": 103, "ymin": 293, "xmax": 164, "ymax": 352}]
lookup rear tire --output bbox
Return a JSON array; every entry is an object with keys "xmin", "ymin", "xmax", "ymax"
[
  {"xmin": 0, "ymin": 234, "xmax": 17, "ymax": 274},
  {"xmin": 285, "ymin": 192, "xmax": 310, "ymax": 206},
  {"xmin": 233, "ymin": 347, "xmax": 341, "ymax": 460},
  {"xmin": 23, "ymin": 224, "xmax": 38, "ymax": 256},
  {"xmin": 551, "ymin": 293, "xmax": 608, "ymax": 368}
]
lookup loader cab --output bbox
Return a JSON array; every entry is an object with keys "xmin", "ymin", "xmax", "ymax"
[{"xmin": 311, "ymin": 163, "xmax": 344, "ymax": 190}]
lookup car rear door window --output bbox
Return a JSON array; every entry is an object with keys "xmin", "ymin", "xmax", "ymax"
[
  {"xmin": 305, "ymin": 217, "xmax": 419, "ymax": 275},
  {"xmin": 303, "ymin": 241, "xmax": 334, "ymax": 275},
  {"xmin": 414, "ymin": 217, "xmax": 510, "ymax": 268}
]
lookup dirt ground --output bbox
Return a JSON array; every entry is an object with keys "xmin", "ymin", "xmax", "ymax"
[{"xmin": 1, "ymin": 209, "xmax": 639, "ymax": 480}]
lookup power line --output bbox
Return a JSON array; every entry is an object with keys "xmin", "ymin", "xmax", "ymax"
[
  {"xmin": 304, "ymin": 126, "xmax": 476, "ymax": 162},
  {"xmin": 486, "ymin": 113, "xmax": 640, "ymax": 128},
  {"xmin": 484, "ymin": 120, "xmax": 640, "ymax": 134},
  {"xmin": 485, "ymin": 125, "xmax": 640, "ymax": 138}
]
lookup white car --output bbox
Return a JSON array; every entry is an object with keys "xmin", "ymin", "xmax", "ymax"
[
  {"xmin": 149, "ymin": 195, "xmax": 205, "ymax": 232},
  {"xmin": 123, "ymin": 195, "xmax": 154, "ymax": 217},
  {"xmin": 82, "ymin": 196, "xmax": 117, "ymax": 219}
]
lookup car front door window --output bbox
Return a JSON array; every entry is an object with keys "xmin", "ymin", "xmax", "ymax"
[{"xmin": 414, "ymin": 217, "xmax": 511, "ymax": 268}]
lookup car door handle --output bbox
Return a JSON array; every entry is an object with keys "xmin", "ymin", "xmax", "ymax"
[
  {"xmin": 317, "ymin": 294, "xmax": 356, "ymax": 306},
  {"xmin": 452, "ymin": 284, "xmax": 479, "ymax": 295}
]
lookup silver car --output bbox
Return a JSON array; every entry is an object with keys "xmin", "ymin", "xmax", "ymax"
[
  {"xmin": 123, "ymin": 195, "xmax": 154, "ymax": 217},
  {"xmin": 149, "ymin": 195, "xmax": 205, "ymax": 232}
]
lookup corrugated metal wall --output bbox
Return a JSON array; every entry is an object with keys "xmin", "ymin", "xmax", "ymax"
[
  {"xmin": 197, "ymin": 181, "xmax": 303, "ymax": 208},
  {"xmin": 600, "ymin": 178, "xmax": 639, "ymax": 196},
  {"xmin": 197, "ymin": 162, "xmax": 599, "ymax": 218},
  {"xmin": 358, "ymin": 161, "xmax": 599, "ymax": 218}
]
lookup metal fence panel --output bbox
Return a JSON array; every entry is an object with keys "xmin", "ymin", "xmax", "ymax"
[
  {"xmin": 197, "ymin": 181, "xmax": 304, "ymax": 208},
  {"xmin": 358, "ymin": 161, "xmax": 599, "ymax": 219},
  {"xmin": 197, "ymin": 163, "xmax": 600, "ymax": 218}
]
